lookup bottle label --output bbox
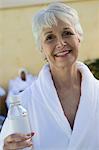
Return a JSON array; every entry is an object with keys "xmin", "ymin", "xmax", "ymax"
[{"xmin": 9, "ymin": 115, "xmax": 31, "ymax": 134}]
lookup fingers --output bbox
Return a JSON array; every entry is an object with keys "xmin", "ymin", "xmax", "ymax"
[
  {"xmin": 4, "ymin": 137, "xmax": 33, "ymax": 149},
  {"xmin": 5, "ymin": 132, "xmax": 35, "ymax": 142},
  {"xmin": 3, "ymin": 132, "xmax": 35, "ymax": 150}
]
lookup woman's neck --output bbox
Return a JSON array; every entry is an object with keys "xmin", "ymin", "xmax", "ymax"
[{"xmin": 50, "ymin": 64, "xmax": 81, "ymax": 90}]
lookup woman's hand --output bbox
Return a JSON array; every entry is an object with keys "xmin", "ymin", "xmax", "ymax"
[{"xmin": 3, "ymin": 132, "xmax": 34, "ymax": 150}]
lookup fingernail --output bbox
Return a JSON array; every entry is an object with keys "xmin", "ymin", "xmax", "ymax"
[{"xmin": 31, "ymin": 132, "xmax": 35, "ymax": 136}]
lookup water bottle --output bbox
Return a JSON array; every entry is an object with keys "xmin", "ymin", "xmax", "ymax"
[{"xmin": 7, "ymin": 94, "xmax": 32, "ymax": 150}]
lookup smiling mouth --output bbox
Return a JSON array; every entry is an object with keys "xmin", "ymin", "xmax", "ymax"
[{"xmin": 54, "ymin": 50, "xmax": 72, "ymax": 57}]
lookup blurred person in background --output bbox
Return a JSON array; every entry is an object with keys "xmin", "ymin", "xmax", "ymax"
[
  {"xmin": 0, "ymin": 86, "xmax": 7, "ymax": 132},
  {"xmin": 9, "ymin": 68, "xmax": 37, "ymax": 94},
  {"xmin": 6, "ymin": 68, "xmax": 37, "ymax": 108}
]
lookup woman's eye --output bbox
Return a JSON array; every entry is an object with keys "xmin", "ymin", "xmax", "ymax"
[
  {"xmin": 62, "ymin": 31, "xmax": 74, "ymax": 37},
  {"xmin": 46, "ymin": 35, "xmax": 55, "ymax": 42}
]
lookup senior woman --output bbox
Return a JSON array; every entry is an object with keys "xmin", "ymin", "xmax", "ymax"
[{"xmin": 0, "ymin": 2, "xmax": 99, "ymax": 150}]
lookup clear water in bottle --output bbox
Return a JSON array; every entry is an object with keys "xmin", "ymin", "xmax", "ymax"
[{"xmin": 7, "ymin": 95, "xmax": 32, "ymax": 150}]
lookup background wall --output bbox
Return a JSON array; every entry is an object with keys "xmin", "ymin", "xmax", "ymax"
[{"xmin": 0, "ymin": 0, "xmax": 99, "ymax": 88}]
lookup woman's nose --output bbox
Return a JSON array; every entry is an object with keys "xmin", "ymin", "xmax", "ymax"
[{"xmin": 56, "ymin": 38, "xmax": 66, "ymax": 49}]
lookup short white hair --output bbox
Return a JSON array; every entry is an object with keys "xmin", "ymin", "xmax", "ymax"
[{"xmin": 32, "ymin": 2, "xmax": 83, "ymax": 51}]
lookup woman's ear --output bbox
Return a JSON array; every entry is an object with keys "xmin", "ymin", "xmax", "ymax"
[
  {"xmin": 40, "ymin": 47, "xmax": 43, "ymax": 52},
  {"xmin": 40, "ymin": 42, "xmax": 43, "ymax": 52},
  {"xmin": 77, "ymin": 34, "xmax": 81, "ymax": 43},
  {"xmin": 40, "ymin": 46, "xmax": 48, "ymax": 61},
  {"xmin": 76, "ymin": 34, "xmax": 80, "ymax": 43},
  {"xmin": 41, "ymin": 50, "xmax": 47, "ymax": 61},
  {"xmin": 78, "ymin": 38, "xmax": 80, "ymax": 43}
]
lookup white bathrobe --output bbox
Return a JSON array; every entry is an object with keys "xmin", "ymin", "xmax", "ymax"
[{"xmin": 0, "ymin": 62, "xmax": 99, "ymax": 150}]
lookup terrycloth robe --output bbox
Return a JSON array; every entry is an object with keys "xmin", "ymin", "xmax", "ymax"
[{"xmin": 0, "ymin": 61, "xmax": 99, "ymax": 150}]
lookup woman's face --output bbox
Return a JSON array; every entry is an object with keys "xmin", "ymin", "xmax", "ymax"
[{"xmin": 41, "ymin": 19, "xmax": 80, "ymax": 70}]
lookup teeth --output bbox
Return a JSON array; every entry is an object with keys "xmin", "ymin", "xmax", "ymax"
[{"xmin": 55, "ymin": 50, "xmax": 70, "ymax": 56}]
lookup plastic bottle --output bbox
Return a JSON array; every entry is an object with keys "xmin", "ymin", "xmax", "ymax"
[{"xmin": 7, "ymin": 94, "xmax": 32, "ymax": 150}]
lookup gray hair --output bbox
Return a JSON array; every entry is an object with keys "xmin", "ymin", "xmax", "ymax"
[{"xmin": 32, "ymin": 2, "xmax": 83, "ymax": 51}]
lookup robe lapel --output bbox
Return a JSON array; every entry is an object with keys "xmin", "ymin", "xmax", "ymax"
[
  {"xmin": 39, "ymin": 64, "xmax": 72, "ymax": 139},
  {"xmin": 67, "ymin": 62, "xmax": 96, "ymax": 149}
]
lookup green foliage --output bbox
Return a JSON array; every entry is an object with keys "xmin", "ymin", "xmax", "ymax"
[{"xmin": 84, "ymin": 58, "xmax": 99, "ymax": 80}]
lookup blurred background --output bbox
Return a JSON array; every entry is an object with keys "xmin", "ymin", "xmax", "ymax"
[{"xmin": 0, "ymin": 0, "xmax": 99, "ymax": 88}]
